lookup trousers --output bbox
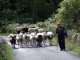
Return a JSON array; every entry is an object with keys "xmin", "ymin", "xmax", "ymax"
[{"xmin": 58, "ymin": 36, "xmax": 65, "ymax": 50}]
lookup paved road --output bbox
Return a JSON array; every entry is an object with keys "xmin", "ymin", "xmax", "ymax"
[{"xmin": 1, "ymin": 36, "xmax": 80, "ymax": 60}]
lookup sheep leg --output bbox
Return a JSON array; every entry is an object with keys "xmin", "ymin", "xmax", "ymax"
[
  {"xmin": 32, "ymin": 39, "xmax": 36, "ymax": 47},
  {"xmin": 13, "ymin": 44, "xmax": 15, "ymax": 48},
  {"xmin": 49, "ymin": 39, "xmax": 52, "ymax": 46},
  {"xmin": 30, "ymin": 40, "xmax": 33, "ymax": 47},
  {"xmin": 26, "ymin": 41, "xmax": 28, "ymax": 47},
  {"xmin": 17, "ymin": 40, "xmax": 20, "ymax": 48},
  {"xmin": 37, "ymin": 41, "xmax": 42, "ymax": 47},
  {"xmin": 20, "ymin": 42, "xmax": 22, "ymax": 48},
  {"xmin": 27, "ymin": 41, "xmax": 30, "ymax": 48},
  {"xmin": 42, "ymin": 40, "xmax": 47, "ymax": 46},
  {"xmin": 25, "ymin": 41, "xmax": 27, "ymax": 46},
  {"xmin": 13, "ymin": 39, "xmax": 16, "ymax": 48}
]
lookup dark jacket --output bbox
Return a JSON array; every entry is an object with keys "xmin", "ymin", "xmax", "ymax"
[{"xmin": 56, "ymin": 26, "xmax": 68, "ymax": 37}]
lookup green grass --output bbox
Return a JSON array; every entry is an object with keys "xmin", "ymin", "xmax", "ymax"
[
  {"xmin": 52, "ymin": 37, "xmax": 80, "ymax": 55},
  {"xmin": 0, "ymin": 42, "xmax": 14, "ymax": 60},
  {"xmin": 66, "ymin": 39, "xmax": 80, "ymax": 55},
  {"xmin": 4, "ymin": 44, "xmax": 13, "ymax": 60},
  {"xmin": 0, "ymin": 33, "xmax": 9, "ymax": 36},
  {"xmin": 47, "ymin": 37, "xmax": 57, "ymax": 45},
  {"xmin": 52, "ymin": 37, "xmax": 57, "ymax": 45}
]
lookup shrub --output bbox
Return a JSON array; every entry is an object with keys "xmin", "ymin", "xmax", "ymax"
[
  {"xmin": 37, "ymin": 22, "xmax": 47, "ymax": 28},
  {"xmin": 0, "ymin": 41, "xmax": 13, "ymax": 60}
]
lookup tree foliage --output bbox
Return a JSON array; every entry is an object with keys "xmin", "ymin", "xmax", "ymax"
[
  {"xmin": 0, "ymin": 0, "xmax": 63, "ymax": 27},
  {"xmin": 55, "ymin": 0, "xmax": 80, "ymax": 30}
]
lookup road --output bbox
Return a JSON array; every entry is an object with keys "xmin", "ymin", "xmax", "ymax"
[{"xmin": 1, "ymin": 36, "xmax": 80, "ymax": 60}]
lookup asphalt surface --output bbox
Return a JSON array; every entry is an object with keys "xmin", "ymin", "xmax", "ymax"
[{"xmin": 1, "ymin": 36, "xmax": 80, "ymax": 60}]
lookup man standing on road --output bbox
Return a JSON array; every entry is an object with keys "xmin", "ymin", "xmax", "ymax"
[{"xmin": 56, "ymin": 21, "xmax": 68, "ymax": 51}]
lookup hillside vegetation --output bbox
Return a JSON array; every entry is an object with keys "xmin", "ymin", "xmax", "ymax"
[
  {"xmin": 0, "ymin": 0, "xmax": 80, "ymax": 57},
  {"xmin": 0, "ymin": 40, "xmax": 13, "ymax": 60}
]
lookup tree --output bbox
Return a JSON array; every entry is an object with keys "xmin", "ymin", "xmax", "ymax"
[
  {"xmin": 55, "ymin": 0, "xmax": 80, "ymax": 30},
  {"xmin": 0, "ymin": 0, "xmax": 63, "ymax": 24}
]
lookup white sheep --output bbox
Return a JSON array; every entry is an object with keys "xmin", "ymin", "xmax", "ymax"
[
  {"xmin": 30, "ymin": 32, "xmax": 37, "ymax": 47},
  {"xmin": 28, "ymin": 28, "xmax": 38, "ymax": 33},
  {"xmin": 22, "ymin": 32, "xmax": 37, "ymax": 48},
  {"xmin": 38, "ymin": 28, "xmax": 47, "ymax": 46},
  {"xmin": 38, "ymin": 28, "xmax": 46, "ymax": 33},
  {"xmin": 47, "ymin": 31, "xmax": 54, "ymax": 46},
  {"xmin": 27, "ymin": 28, "xmax": 38, "ymax": 47},
  {"xmin": 16, "ymin": 32, "xmax": 24, "ymax": 48},
  {"xmin": 23, "ymin": 33, "xmax": 31, "ymax": 47}
]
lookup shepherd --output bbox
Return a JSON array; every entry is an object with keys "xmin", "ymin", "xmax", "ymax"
[{"xmin": 56, "ymin": 21, "xmax": 68, "ymax": 51}]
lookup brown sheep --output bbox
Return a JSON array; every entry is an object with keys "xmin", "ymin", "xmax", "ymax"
[{"xmin": 15, "ymin": 27, "xmax": 28, "ymax": 34}]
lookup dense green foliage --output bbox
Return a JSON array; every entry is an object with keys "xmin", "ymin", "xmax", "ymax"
[
  {"xmin": 54, "ymin": 0, "xmax": 80, "ymax": 54},
  {"xmin": 0, "ymin": 0, "xmax": 80, "ymax": 59},
  {"xmin": 0, "ymin": 0, "xmax": 80, "ymax": 30},
  {"xmin": 0, "ymin": 0, "xmax": 62, "ymax": 26},
  {"xmin": 0, "ymin": 41, "xmax": 13, "ymax": 60},
  {"xmin": 55, "ymin": 0, "xmax": 80, "ymax": 30}
]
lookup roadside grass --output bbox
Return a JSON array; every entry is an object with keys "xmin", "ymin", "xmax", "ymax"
[
  {"xmin": 0, "ymin": 33, "xmax": 9, "ymax": 36},
  {"xmin": 52, "ymin": 37, "xmax": 80, "ymax": 55},
  {"xmin": 66, "ymin": 38, "xmax": 80, "ymax": 55},
  {"xmin": 52, "ymin": 37, "xmax": 57, "ymax": 45},
  {"xmin": 73, "ymin": 46, "xmax": 80, "ymax": 55},
  {"xmin": 0, "ymin": 42, "xmax": 14, "ymax": 60},
  {"xmin": 47, "ymin": 37, "xmax": 57, "ymax": 45}
]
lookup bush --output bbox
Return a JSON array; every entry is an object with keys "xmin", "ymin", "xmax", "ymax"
[
  {"xmin": 65, "ymin": 37, "xmax": 80, "ymax": 55},
  {"xmin": 71, "ymin": 33, "xmax": 79, "ymax": 43},
  {"xmin": 0, "ymin": 26, "xmax": 8, "ymax": 33},
  {"xmin": 0, "ymin": 41, "xmax": 13, "ymax": 60},
  {"xmin": 37, "ymin": 22, "xmax": 47, "ymax": 28},
  {"xmin": 55, "ymin": 0, "xmax": 80, "ymax": 29},
  {"xmin": 77, "ymin": 34, "xmax": 80, "ymax": 42}
]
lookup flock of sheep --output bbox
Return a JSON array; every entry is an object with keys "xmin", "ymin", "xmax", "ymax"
[{"xmin": 8, "ymin": 27, "xmax": 54, "ymax": 48}]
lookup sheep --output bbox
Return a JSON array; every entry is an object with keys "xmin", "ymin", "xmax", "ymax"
[
  {"xmin": 30, "ymin": 32, "xmax": 37, "ymax": 47},
  {"xmin": 26, "ymin": 34, "xmax": 32, "ymax": 47},
  {"xmin": 22, "ymin": 33, "xmax": 31, "ymax": 47},
  {"xmin": 16, "ymin": 31, "xmax": 36, "ymax": 48},
  {"xmin": 27, "ymin": 28, "xmax": 38, "ymax": 47},
  {"xmin": 15, "ymin": 27, "xmax": 35, "ymax": 34},
  {"xmin": 47, "ymin": 31, "xmax": 54, "ymax": 46},
  {"xmin": 24, "ymin": 32, "xmax": 37, "ymax": 48},
  {"xmin": 15, "ymin": 27, "xmax": 36, "ymax": 48},
  {"xmin": 38, "ymin": 28, "xmax": 47, "ymax": 46},
  {"xmin": 28, "ymin": 28, "xmax": 38, "ymax": 33},
  {"xmin": 8, "ymin": 34, "xmax": 16, "ymax": 48},
  {"xmin": 38, "ymin": 28, "xmax": 46, "ymax": 33},
  {"xmin": 35, "ymin": 33, "xmax": 44, "ymax": 47},
  {"xmin": 22, "ymin": 31, "xmax": 28, "ymax": 45},
  {"xmin": 16, "ymin": 32, "xmax": 24, "ymax": 48},
  {"xmin": 15, "ymin": 27, "xmax": 29, "ymax": 34},
  {"xmin": 22, "ymin": 33, "xmax": 33, "ymax": 48},
  {"xmin": 21, "ymin": 31, "xmax": 37, "ymax": 48}
]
